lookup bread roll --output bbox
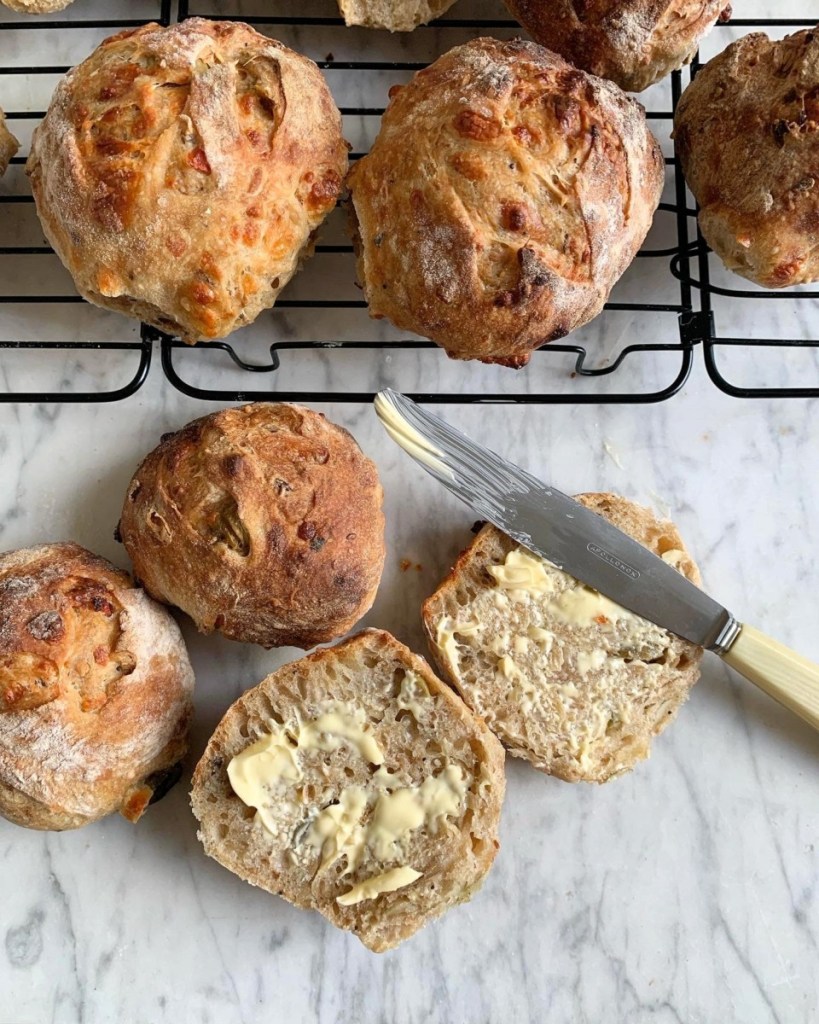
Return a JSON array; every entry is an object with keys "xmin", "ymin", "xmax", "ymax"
[
  {"xmin": 504, "ymin": 0, "xmax": 731, "ymax": 93},
  {"xmin": 119, "ymin": 403, "xmax": 385, "ymax": 650},
  {"xmin": 422, "ymin": 495, "xmax": 703, "ymax": 783},
  {"xmin": 337, "ymin": 0, "xmax": 456, "ymax": 31},
  {"xmin": 0, "ymin": 543, "xmax": 194, "ymax": 830},
  {"xmin": 674, "ymin": 28, "xmax": 819, "ymax": 289},
  {"xmin": 0, "ymin": 109, "xmax": 19, "ymax": 177},
  {"xmin": 26, "ymin": 19, "xmax": 347, "ymax": 342},
  {"xmin": 1, "ymin": 0, "xmax": 75, "ymax": 12},
  {"xmin": 190, "ymin": 628, "xmax": 505, "ymax": 952},
  {"xmin": 347, "ymin": 37, "xmax": 664, "ymax": 367}
]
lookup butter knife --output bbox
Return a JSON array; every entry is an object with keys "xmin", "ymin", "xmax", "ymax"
[{"xmin": 374, "ymin": 389, "xmax": 819, "ymax": 732}]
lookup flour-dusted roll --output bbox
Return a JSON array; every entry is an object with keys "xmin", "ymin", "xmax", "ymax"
[
  {"xmin": 347, "ymin": 38, "xmax": 664, "ymax": 367},
  {"xmin": 504, "ymin": 0, "xmax": 731, "ymax": 93},
  {"xmin": 0, "ymin": 109, "xmax": 19, "ymax": 177},
  {"xmin": 337, "ymin": 0, "xmax": 456, "ymax": 31},
  {"xmin": 119, "ymin": 404, "xmax": 386, "ymax": 650},
  {"xmin": 0, "ymin": 543, "xmax": 194, "ymax": 830},
  {"xmin": 1, "ymin": 0, "xmax": 75, "ymax": 12},
  {"xmin": 422, "ymin": 495, "xmax": 703, "ymax": 783},
  {"xmin": 26, "ymin": 19, "xmax": 348, "ymax": 342},
  {"xmin": 191, "ymin": 629, "xmax": 505, "ymax": 952},
  {"xmin": 674, "ymin": 28, "xmax": 819, "ymax": 289}
]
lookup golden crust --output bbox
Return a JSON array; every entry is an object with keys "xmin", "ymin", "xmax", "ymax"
[
  {"xmin": 505, "ymin": 0, "xmax": 730, "ymax": 93},
  {"xmin": 0, "ymin": 543, "xmax": 194, "ymax": 830},
  {"xmin": 1, "ymin": 0, "xmax": 74, "ymax": 11},
  {"xmin": 337, "ymin": 0, "xmax": 456, "ymax": 31},
  {"xmin": 347, "ymin": 37, "xmax": 664, "ymax": 367},
  {"xmin": 26, "ymin": 19, "xmax": 348, "ymax": 342},
  {"xmin": 674, "ymin": 28, "xmax": 819, "ymax": 289},
  {"xmin": 119, "ymin": 403, "xmax": 386, "ymax": 650},
  {"xmin": 0, "ymin": 108, "xmax": 19, "ymax": 177}
]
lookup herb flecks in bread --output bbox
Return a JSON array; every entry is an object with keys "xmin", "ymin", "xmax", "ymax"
[
  {"xmin": 423, "ymin": 495, "xmax": 703, "ymax": 783},
  {"xmin": 190, "ymin": 629, "xmax": 505, "ymax": 952}
]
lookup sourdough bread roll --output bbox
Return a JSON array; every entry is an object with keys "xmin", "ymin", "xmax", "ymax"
[
  {"xmin": 337, "ymin": 0, "xmax": 456, "ymax": 31},
  {"xmin": 26, "ymin": 19, "xmax": 347, "ymax": 342},
  {"xmin": 347, "ymin": 37, "xmax": 664, "ymax": 367},
  {"xmin": 504, "ymin": 0, "xmax": 731, "ymax": 93},
  {"xmin": 674, "ymin": 28, "xmax": 819, "ymax": 289},
  {"xmin": 119, "ymin": 403, "xmax": 385, "ymax": 650},
  {"xmin": 0, "ymin": 543, "xmax": 194, "ymax": 830},
  {"xmin": 1, "ymin": 0, "xmax": 75, "ymax": 12},
  {"xmin": 422, "ymin": 495, "xmax": 703, "ymax": 783},
  {"xmin": 190, "ymin": 629, "xmax": 505, "ymax": 952},
  {"xmin": 0, "ymin": 109, "xmax": 19, "ymax": 177}
]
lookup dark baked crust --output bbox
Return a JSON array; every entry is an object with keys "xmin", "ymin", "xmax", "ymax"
[
  {"xmin": 347, "ymin": 37, "xmax": 664, "ymax": 366},
  {"xmin": 674, "ymin": 28, "xmax": 819, "ymax": 288},
  {"xmin": 26, "ymin": 19, "xmax": 347, "ymax": 342},
  {"xmin": 0, "ymin": 543, "xmax": 194, "ymax": 830},
  {"xmin": 504, "ymin": 1, "xmax": 730, "ymax": 93},
  {"xmin": 119, "ymin": 403, "xmax": 386, "ymax": 649}
]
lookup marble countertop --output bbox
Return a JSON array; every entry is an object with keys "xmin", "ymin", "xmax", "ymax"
[{"xmin": 1, "ymin": 2, "xmax": 818, "ymax": 1023}]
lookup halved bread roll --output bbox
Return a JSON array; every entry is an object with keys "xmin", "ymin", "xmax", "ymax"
[
  {"xmin": 422, "ymin": 495, "xmax": 703, "ymax": 783},
  {"xmin": 190, "ymin": 629, "xmax": 505, "ymax": 951}
]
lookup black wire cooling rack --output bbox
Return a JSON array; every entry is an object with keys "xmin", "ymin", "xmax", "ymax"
[{"xmin": 0, "ymin": 4, "xmax": 816, "ymax": 403}]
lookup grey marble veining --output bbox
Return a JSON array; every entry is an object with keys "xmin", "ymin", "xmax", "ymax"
[{"xmin": 1, "ymin": 1, "xmax": 819, "ymax": 1022}]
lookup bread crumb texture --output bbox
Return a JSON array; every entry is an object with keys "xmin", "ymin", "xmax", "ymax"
[
  {"xmin": 26, "ymin": 19, "xmax": 347, "ymax": 341},
  {"xmin": 423, "ymin": 494, "xmax": 703, "ymax": 783},
  {"xmin": 0, "ymin": 543, "xmax": 194, "ymax": 830},
  {"xmin": 190, "ymin": 629, "xmax": 505, "ymax": 951}
]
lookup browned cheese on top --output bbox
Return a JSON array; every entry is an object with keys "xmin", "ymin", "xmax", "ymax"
[
  {"xmin": 26, "ymin": 19, "xmax": 348, "ymax": 341},
  {"xmin": 347, "ymin": 38, "xmax": 664, "ymax": 366}
]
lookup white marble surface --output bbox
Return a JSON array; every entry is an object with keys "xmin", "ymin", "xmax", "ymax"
[{"xmin": 2, "ymin": 2, "xmax": 819, "ymax": 1023}]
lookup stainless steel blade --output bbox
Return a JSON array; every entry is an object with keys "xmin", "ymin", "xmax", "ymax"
[{"xmin": 374, "ymin": 389, "xmax": 740, "ymax": 653}]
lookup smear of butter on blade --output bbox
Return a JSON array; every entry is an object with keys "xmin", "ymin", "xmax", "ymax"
[{"xmin": 336, "ymin": 866, "xmax": 422, "ymax": 906}]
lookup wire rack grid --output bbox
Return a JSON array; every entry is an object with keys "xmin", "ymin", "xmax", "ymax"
[{"xmin": 0, "ymin": 3, "xmax": 816, "ymax": 402}]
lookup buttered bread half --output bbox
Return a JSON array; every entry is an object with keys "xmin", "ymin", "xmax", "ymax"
[
  {"xmin": 190, "ymin": 629, "xmax": 505, "ymax": 952},
  {"xmin": 422, "ymin": 494, "xmax": 703, "ymax": 783}
]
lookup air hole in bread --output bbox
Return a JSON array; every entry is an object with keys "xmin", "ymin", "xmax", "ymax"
[
  {"xmin": 218, "ymin": 823, "xmax": 229, "ymax": 839},
  {"xmin": 206, "ymin": 793, "xmax": 218, "ymax": 804},
  {"xmin": 147, "ymin": 509, "xmax": 171, "ymax": 543},
  {"xmin": 238, "ymin": 722, "xmax": 250, "ymax": 738}
]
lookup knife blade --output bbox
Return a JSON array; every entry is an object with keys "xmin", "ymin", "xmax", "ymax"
[
  {"xmin": 374, "ymin": 388, "xmax": 739, "ymax": 652},
  {"xmin": 374, "ymin": 389, "xmax": 819, "ymax": 731}
]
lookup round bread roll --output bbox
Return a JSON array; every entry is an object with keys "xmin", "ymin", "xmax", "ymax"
[
  {"xmin": 1, "ymin": 0, "xmax": 75, "ymax": 12},
  {"xmin": 26, "ymin": 19, "xmax": 348, "ymax": 343},
  {"xmin": 337, "ymin": 0, "xmax": 456, "ymax": 31},
  {"xmin": 119, "ymin": 403, "xmax": 386, "ymax": 650},
  {"xmin": 504, "ymin": 0, "xmax": 731, "ymax": 93},
  {"xmin": 674, "ymin": 28, "xmax": 819, "ymax": 289},
  {"xmin": 347, "ymin": 37, "xmax": 664, "ymax": 367},
  {"xmin": 0, "ymin": 108, "xmax": 19, "ymax": 178},
  {"xmin": 0, "ymin": 543, "xmax": 194, "ymax": 830}
]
